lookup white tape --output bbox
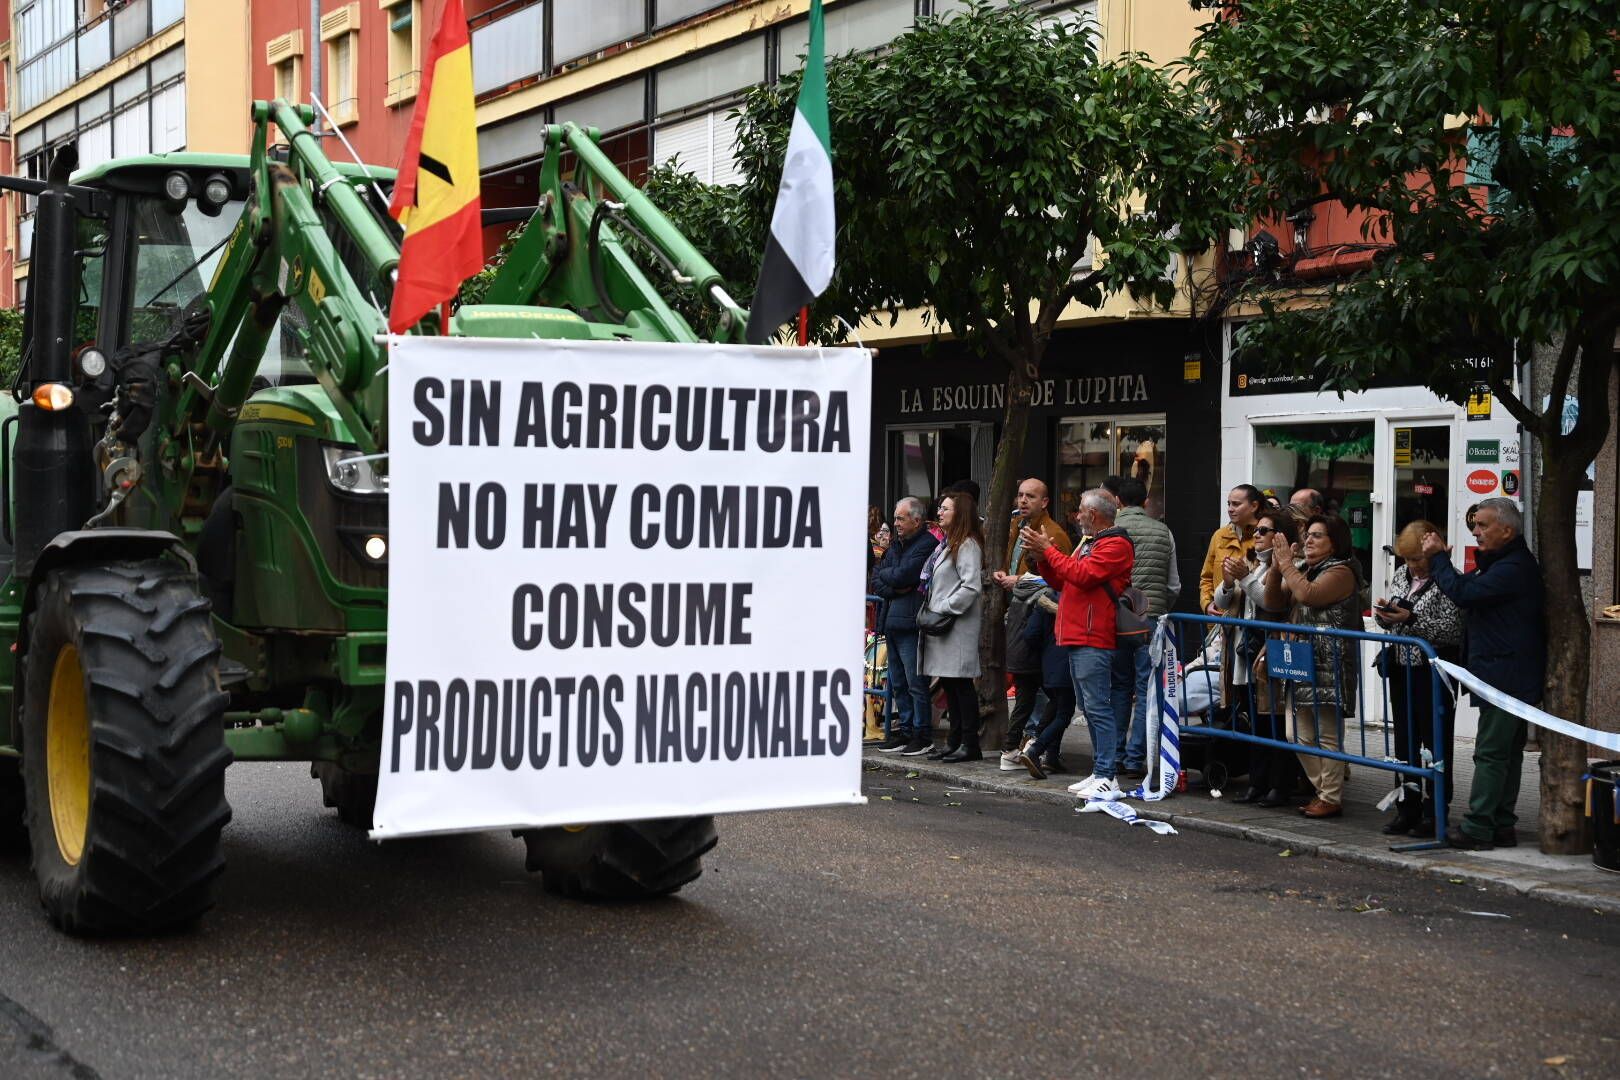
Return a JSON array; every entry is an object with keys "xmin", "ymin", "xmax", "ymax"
[{"xmin": 1433, "ymin": 660, "xmax": 1620, "ymax": 754}]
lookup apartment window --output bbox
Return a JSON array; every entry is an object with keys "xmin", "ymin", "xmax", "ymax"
[
  {"xmin": 552, "ymin": 0, "xmax": 644, "ymax": 68},
  {"xmin": 778, "ymin": 0, "xmax": 912, "ymax": 75},
  {"xmin": 383, "ymin": 0, "xmax": 422, "ymax": 107},
  {"xmin": 266, "ymin": 29, "xmax": 305, "ymax": 104},
  {"xmin": 321, "ymin": 2, "xmax": 361, "ymax": 126}
]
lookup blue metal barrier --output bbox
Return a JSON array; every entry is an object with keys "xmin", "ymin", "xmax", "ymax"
[
  {"xmin": 864, "ymin": 595, "xmax": 894, "ymax": 740},
  {"xmin": 1163, "ymin": 612, "xmax": 1451, "ymax": 852}
]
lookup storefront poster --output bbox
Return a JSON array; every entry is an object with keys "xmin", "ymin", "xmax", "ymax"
[
  {"xmin": 1466, "ymin": 469, "xmax": 1499, "ymax": 496},
  {"xmin": 376, "ymin": 336, "xmax": 870, "ymax": 839}
]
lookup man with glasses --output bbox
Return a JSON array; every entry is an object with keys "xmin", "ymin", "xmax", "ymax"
[
  {"xmin": 1421, "ymin": 497, "xmax": 1544, "ymax": 849},
  {"xmin": 870, "ymin": 497, "xmax": 942, "ymax": 753}
]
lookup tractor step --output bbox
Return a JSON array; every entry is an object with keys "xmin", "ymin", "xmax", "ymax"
[{"xmin": 218, "ymin": 659, "xmax": 253, "ymax": 688}]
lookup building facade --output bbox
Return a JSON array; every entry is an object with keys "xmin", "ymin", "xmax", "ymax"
[{"xmin": 7, "ymin": 0, "xmax": 250, "ymax": 302}]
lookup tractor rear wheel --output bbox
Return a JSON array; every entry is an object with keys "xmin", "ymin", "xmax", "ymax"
[
  {"xmin": 21, "ymin": 560, "xmax": 232, "ymax": 934},
  {"xmin": 311, "ymin": 762, "xmax": 377, "ymax": 829},
  {"xmin": 519, "ymin": 816, "xmax": 718, "ymax": 900}
]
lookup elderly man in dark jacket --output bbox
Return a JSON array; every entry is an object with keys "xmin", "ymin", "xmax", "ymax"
[
  {"xmin": 870, "ymin": 497, "xmax": 941, "ymax": 752},
  {"xmin": 1422, "ymin": 497, "xmax": 1544, "ymax": 850}
]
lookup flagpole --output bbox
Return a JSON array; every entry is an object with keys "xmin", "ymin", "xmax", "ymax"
[{"xmin": 797, "ymin": 306, "xmax": 809, "ymax": 346}]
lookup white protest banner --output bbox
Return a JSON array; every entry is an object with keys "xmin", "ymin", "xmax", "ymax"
[{"xmin": 374, "ymin": 336, "xmax": 870, "ymax": 838}]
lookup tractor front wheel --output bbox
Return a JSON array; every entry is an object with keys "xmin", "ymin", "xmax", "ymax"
[
  {"xmin": 311, "ymin": 762, "xmax": 377, "ymax": 829},
  {"xmin": 21, "ymin": 560, "xmax": 232, "ymax": 934},
  {"xmin": 518, "ymin": 817, "xmax": 718, "ymax": 901}
]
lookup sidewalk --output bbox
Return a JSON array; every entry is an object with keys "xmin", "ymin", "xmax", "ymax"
[{"xmin": 864, "ymin": 717, "xmax": 1620, "ymax": 916}]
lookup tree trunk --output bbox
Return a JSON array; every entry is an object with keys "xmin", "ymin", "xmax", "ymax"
[
  {"xmin": 975, "ymin": 360, "xmax": 1036, "ymax": 749},
  {"xmin": 1533, "ymin": 448, "xmax": 1593, "ymax": 855}
]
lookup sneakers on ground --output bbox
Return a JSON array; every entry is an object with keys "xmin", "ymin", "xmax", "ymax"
[
  {"xmin": 1068, "ymin": 774, "xmax": 1121, "ymax": 799},
  {"xmin": 876, "ymin": 733, "xmax": 909, "ymax": 752},
  {"xmin": 1014, "ymin": 749, "xmax": 1046, "ymax": 780},
  {"xmin": 899, "ymin": 737, "xmax": 933, "ymax": 756},
  {"xmin": 999, "ymin": 738, "xmax": 1032, "ymax": 772}
]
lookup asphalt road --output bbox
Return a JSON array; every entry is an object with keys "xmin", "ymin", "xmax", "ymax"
[{"xmin": 0, "ymin": 762, "xmax": 1615, "ymax": 1079}]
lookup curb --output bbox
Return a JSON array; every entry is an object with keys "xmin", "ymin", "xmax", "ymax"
[{"xmin": 864, "ymin": 751, "xmax": 1620, "ymax": 918}]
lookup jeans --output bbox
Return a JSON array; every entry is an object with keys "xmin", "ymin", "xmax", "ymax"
[
  {"xmin": 886, "ymin": 629, "xmax": 931, "ymax": 738},
  {"xmin": 1031, "ymin": 645, "xmax": 1115, "ymax": 777},
  {"xmin": 1006, "ymin": 672, "xmax": 1042, "ymax": 750},
  {"xmin": 1111, "ymin": 636, "xmax": 1152, "ymax": 770}
]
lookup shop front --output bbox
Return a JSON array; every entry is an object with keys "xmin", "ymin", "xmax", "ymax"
[
  {"xmin": 1221, "ymin": 338, "xmax": 1524, "ymax": 607},
  {"xmin": 1220, "ymin": 330, "xmax": 1527, "ymax": 738},
  {"xmin": 869, "ymin": 320, "xmax": 1221, "ymax": 609}
]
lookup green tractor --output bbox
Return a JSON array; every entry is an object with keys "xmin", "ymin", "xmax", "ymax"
[{"xmin": 0, "ymin": 100, "xmax": 749, "ymax": 933}]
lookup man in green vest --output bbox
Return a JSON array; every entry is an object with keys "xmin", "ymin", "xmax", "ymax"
[{"xmin": 1113, "ymin": 477, "xmax": 1175, "ymax": 777}]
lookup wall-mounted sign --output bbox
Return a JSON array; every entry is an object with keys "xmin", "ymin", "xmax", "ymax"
[
  {"xmin": 1465, "ymin": 386, "xmax": 1493, "ymax": 421},
  {"xmin": 1183, "ymin": 359, "xmax": 1202, "ymax": 382},
  {"xmin": 1414, "ymin": 482, "xmax": 1434, "ymax": 495},
  {"xmin": 896, "ymin": 373, "xmax": 1153, "ymax": 416},
  {"xmin": 1501, "ymin": 470, "xmax": 1520, "ymax": 497},
  {"xmin": 1465, "ymin": 439, "xmax": 1498, "ymax": 463},
  {"xmin": 1393, "ymin": 427, "xmax": 1412, "ymax": 467},
  {"xmin": 1466, "ymin": 469, "xmax": 1499, "ymax": 495}
]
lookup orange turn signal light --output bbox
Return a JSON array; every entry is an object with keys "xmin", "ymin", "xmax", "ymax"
[{"xmin": 31, "ymin": 383, "xmax": 74, "ymax": 411}]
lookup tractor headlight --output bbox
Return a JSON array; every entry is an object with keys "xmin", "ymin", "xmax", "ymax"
[{"xmin": 322, "ymin": 445, "xmax": 389, "ymax": 495}]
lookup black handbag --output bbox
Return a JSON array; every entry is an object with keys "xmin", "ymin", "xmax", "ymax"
[{"xmin": 917, "ymin": 606, "xmax": 957, "ymax": 636}]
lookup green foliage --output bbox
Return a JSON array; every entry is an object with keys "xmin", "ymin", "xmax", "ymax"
[
  {"xmin": 1191, "ymin": 0, "xmax": 1620, "ymax": 449},
  {"xmin": 0, "ymin": 307, "xmax": 22, "ymax": 389},
  {"xmin": 640, "ymin": 162, "xmax": 757, "ymax": 338},
  {"xmin": 726, "ymin": 1, "xmax": 1240, "ymax": 357}
]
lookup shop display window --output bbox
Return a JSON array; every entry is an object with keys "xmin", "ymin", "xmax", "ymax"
[
  {"xmin": 1254, "ymin": 421, "xmax": 1375, "ymax": 575},
  {"xmin": 1054, "ymin": 414, "xmax": 1166, "ymax": 521}
]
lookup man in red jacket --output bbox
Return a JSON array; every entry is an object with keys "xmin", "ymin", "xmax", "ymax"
[{"xmin": 1014, "ymin": 489, "xmax": 1135, "ymax": 797}]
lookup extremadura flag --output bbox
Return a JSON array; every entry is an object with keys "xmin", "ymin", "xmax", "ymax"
[{"xmin": 745, "ymin": 0, "xmax": 834, "ymax": 345}]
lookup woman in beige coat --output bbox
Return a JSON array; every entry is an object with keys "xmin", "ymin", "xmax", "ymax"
[{"xmin": 919, "ymin": 492, "xmax": 986, "ymax": 761}]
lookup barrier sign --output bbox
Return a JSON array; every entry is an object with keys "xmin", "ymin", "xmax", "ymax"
[
  {"xmin": 375, "ymin": 336, "xmax": 871, "ymax": 838},
  {"xmin": 1266, "ymin": 638, "xmax": 1316, "ymax": 682}
]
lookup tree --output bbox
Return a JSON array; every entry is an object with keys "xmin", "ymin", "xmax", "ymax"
[
  {"xmin": 725, "ymin": 2, "xmax": 1239, "ymax": 716},
  {"xmin": 1189, "ymin": 0, "xmax": 1620, "ymax": 852}
]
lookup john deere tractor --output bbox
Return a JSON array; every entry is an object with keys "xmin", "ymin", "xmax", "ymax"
[{"xmin": 0, "ymin": 100, "xmax": 747, "ymax": 933}]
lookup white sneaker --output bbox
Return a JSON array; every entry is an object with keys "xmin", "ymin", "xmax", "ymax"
[
  {"xmin": 1085, "ymin": 777, "xmax": 1122, "ymax": 801},
  {"xmin": 999, "ymin": 750, "xmax": 1023, "ymax": 771},
  {"xmin": 1068, "ymin": 775, "xmax": 1104, "ymax": 797}
]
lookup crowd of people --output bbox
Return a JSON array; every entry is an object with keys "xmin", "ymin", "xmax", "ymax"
[{"xmin": 867, "ymin": 474, "xmax": 1546, "ymax": 849}]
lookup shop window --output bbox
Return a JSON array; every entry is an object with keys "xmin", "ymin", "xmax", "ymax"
[
  {"xmin": 1055, "ymin": 414, "xmax": 1167, "ymax": 522},
  {"xmin": 1254, "ymin": 421, "xmax": 1375, "ymax": 577},
  {"xmin": 266, "ymin": 29, "xmax": 304, "ymax": 105},
  {"xmin": 321, "ymin": 3, "xmax": 361, "ymax": 127},
  {"xmin": 886, "ymin": 424, "xmax": 995, "ymax": 513},
  {"xmin": 383, "ymin": 0, "xmax": 422, "ymax": 107}
]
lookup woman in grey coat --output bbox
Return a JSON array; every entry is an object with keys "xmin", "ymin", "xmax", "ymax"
[{"xmin": 919, "ymin": 491, "xmax": 986, "ymax": 761}]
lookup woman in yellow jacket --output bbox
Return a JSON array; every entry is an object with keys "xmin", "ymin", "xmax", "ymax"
[{"xmin": 1200, "ymin": 485, "xmax": 1266, "ymax": 614}]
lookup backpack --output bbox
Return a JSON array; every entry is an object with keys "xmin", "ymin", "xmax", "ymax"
[{"xmin": 1102, "ymin": 579, "xmax": 1153, "ymax": 639}]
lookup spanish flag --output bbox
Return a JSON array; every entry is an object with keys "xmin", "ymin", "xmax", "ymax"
[{"xmin": 388, "ymin": 0, "xmax": 482, "ymax": 333}]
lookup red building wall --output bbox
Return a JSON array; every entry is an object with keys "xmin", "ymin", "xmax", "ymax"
[{"xmin": 249, "ymin": 0, "xmax": 517, "ymax": 259}]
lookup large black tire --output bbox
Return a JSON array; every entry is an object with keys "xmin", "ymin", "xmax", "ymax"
[
  {"xmin": 0, "ymin": 758, "xmax": 26, "ymax": 854},
  {"xmin": 311, "ymin": 762, "xmax": 377, "ymax": 829},
  {"xmin": 20, "ymin": 560, "xmax": 232, "ymax": 934},
  {"xmin": 519, "ymin": 816, "xmax": 718, "ymax": 900}
]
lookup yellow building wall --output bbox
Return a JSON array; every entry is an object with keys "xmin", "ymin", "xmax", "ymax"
[{"xmin": 184, "ymin": 0, "xmax": 252, "ymax": 154}]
